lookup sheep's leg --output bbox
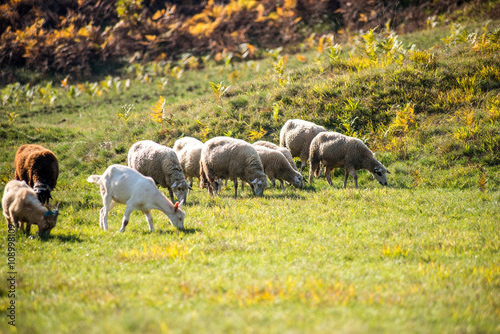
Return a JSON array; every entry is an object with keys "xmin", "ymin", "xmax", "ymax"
[
  {"xmin": 100, "ymin": 195, "xmax": 113, "ymax": 231},
  {"xmin": 325, "ymin": 167, "xmax": 334, "ymax": 186},
  {"xmin": 343, "ymin": 170, "xmax": 349, "ymax": 188},
  {"xmin": 299, "ymin": 151, "xmax": 309, "ymax": 174},
  {"xmin": 279, "ymin": 179, "xmax": 285, "ymax": 190},
  {"xmin": 241, "ymin": 180, "xmax": 245, "ymax": 191},
  {"xmin": 352, "ymin": 171, "xmax": 359, "ymax": 189},
  {"xmin": 25, "ymin": 223, "xmax": 31, "ymax": 236},
  {"xmin": 168, "ymin": 188, "xmax": 175, "ymax": 203},
  {"xmin": 271, "ymin": 178, "xmax": 276, "ymax": 189},
  {"xmin": 188, "ymin": 177, "xmax": 193, "ymax": 187},
  {"xmin": 233, "ymin": 178, "xmax": 238, "ymax": 198},
  {"xmin": 119, "ymin": 205, "xmax": 134, "ymax": 232},
  {"xmin": 144, "ymin": 211, "xmax": 154, "ymax": 232},
  {"xmin": 12, "ymin": 216, "xmax": 22, "ymax": 233}
]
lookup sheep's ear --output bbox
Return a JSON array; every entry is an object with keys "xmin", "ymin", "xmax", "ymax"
[
  {"xmin": 251, "ymin": 178, "xmax": 258, "ymax": 185},
  {"xmin": 44, "ymin": 210, "xmax": 54, "ymax": 216},
  {"xmin": 188, "ymin": 184, "xmax": 193, "ymax": 190},
  {"xmin": 171, "ymin": 181, "xmax": 178, "ymax": 189}
]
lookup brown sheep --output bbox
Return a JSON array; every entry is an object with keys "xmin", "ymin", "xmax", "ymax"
[{"xmin": 14, "ymin": 144, "xmax": 59, "ymax": 204}]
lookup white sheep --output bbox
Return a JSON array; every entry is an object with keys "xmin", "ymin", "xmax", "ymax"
[
  {"xmin": 87, "ymin": 164, "xmax": 185, "ymax": 232},
  {"xmin": 279, "ymin": 119, "xmax": 326, "ymax": 173},
  {"xmin": 2, "ymin": 180, "xmax": 59, "ymax": 237},
  {"xmin": 309, "ymin": 131, "xmax": 390, "ymax": 188},
  {"xmin": 128, "ymin": 140, "xmax": 191, "ymax": 203},
  {"xmin": 253, "ymin": 145, "xmax": 303, "ymax": 189},
  {"xmin": 200, "ymin": 137, "xmax": 268, "ymax": 197},
  {"xmin": 253, "ymin": 140, "xmax": 298, "ymax": 171},
  {"xmin": 173, "ymin": 137, "xmax": 204, "ymax": 187}
]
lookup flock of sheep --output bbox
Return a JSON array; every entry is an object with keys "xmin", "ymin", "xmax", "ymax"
[{"xmin": 2, "ymin": 119, "xmax": 389, "ymax": 236}]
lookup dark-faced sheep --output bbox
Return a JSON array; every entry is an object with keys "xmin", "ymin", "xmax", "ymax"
[
  {"xmin": 200, "ymin": 137, "xmax": 268, "ymax": 198},
  {"xmin": 14, "ymin": 144, "xmax": 59, "ymax": 204},
  {"xmin": 2, "ymin": 180, "xmax": 59, "ymax": 237},
  {"xmin": 309, "ymin": 131, "xmax": 390, "ymax": 188},
  {"xmin": 128, "ymin": 140, "xmax": 191, "ymax": 203},
  {"xmin": 279, "ymin": 119, "xmax": 326, "ymax": 173}
]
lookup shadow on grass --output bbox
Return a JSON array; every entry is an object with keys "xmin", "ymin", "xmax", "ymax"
[
  {"xmin": 40, "ymin": 233, "xmax": 83, "ymax": 243},
  {"xmin": 147, "ymin": 227, "xmax": 201, "ymax": 235}
]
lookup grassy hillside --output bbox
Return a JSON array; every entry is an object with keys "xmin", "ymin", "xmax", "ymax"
[{"xmin": 0, "ymin": 5, "xmax": 499, "ymax": 333}]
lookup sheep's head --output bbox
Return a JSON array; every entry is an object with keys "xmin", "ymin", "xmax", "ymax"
[
  {"xmin": 170, "ymin": 199, "xmax": 185, "ymax": 230},
  {"xmin": 250, "ymin": 177, "xmax": 267, "ymax": 196},
  {"xmin": 34, "ymin": 183, "xmax": 52, "ymax": 205},
  {"xmin": 291, "ymin": 173, "xmax": 303, "ymax": 189},
  {"xmin": 171, "ymin": 180, "xmax": 192, "ymax": 203},
  {"xmin": 372, "ymin": 166, "xmax": 389, "ymax": 186},
  {"xmin": 40, "ymin": 205, "xmax": 59, "ymax": 237}
]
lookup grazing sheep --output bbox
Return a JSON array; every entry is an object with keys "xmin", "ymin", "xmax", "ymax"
[
  {"xmin": 253, "ymin": 140, "xmax": 298, "ymax": 171},
  {"xmin": 200, "ymin": 137, "xmax": 268, "ymax": 198},
  {"xmin": 279, "ymin": 119, "xmax": 326, "ymax": 173},
  {"xmin": 128, "ymin": 140, "xmax": 191, "ymax": 203},
  {"xmin": 2, "ymin": 180, "xmax": 59, "ymax": 237},
  {"xmin": 253, "ymin": 145, "xmax": 303, "ymax": 189},
  {"xmin": 309, "ymin": 131, "xmax": 390, "ymax": 188},
  {"xmin": 173, "ymin": 137, "xmax": 204, "ymax": 187},
  {"xmin": 87, "ymin": 164, "xmax": 185, "ymax": 232},
  {"xmin": 14, "ymin": 144, "xmax": 59, "ymax": 204},
  {"xmin": 173, "ymin": 136, "xmax": 203, "ymax": 152}
]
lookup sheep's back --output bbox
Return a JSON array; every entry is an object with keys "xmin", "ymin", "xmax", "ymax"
[
  {"xmin": 280, "ymin": 119, "xmax": 326, "ymax": 157},
  {"xmin": 173, "ymin": 137, "xmax": 203, "ymax": 153},
  {"xmin": 128, "ymin": 141, "xmax": 183, "ymax": 188},
  {"xmin": 203, "ymin": 137, "xmax": 263, "ymax": 181},
  {"xmin": 14, "ymin": 144, "xmax": 59, "ymax": 189}
]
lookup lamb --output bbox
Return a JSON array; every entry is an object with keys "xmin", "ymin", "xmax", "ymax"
[
  {"xmin": 14, "ymin": 144, "xmax": 59, "ymax": 204},
  {"xmin": 252, "ymin": 145, "xmax": 303, "ymax": 189},
  {"xmin": 128, "ymin": 140, "xmax": 191, "ymax": 203},
  {"xmin": 2, "ymin": 180, "xmax": 59, "ymax": 237},
  {"xmin": 200, "ymin": 137, "xmax": 268, "ymax": 198},
  {"xmin": 279, "ymin": 119, "xmax": 326, "ymax": 173},
  {"xmin": 253, "ymin": 140, "xmax": 298, "ymax": 171},
  {"xmin": 173, "ymin": 137, "xmax": 204, "ymax": 187},
  {"xmin": 309, "ymin": 131, "xmax": 390, "ymax": 188},
  {"xmin": 87, "ymin": 164, "xmax": 185, "ymax": 232}
]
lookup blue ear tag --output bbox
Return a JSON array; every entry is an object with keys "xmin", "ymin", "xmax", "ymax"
[{"xmin": 44, "ymin": 211, "xmax": 54, "ymax": 216}]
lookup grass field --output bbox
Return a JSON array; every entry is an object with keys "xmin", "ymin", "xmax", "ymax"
[{"xmin": 1, "ymin": 6, "xmax": 500, "ymax": 333}]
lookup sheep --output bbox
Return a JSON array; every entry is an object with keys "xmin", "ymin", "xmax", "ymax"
[
  {"xmin": 87, "ymin": 164, "xmax": 185, "ymax": 232},
  {"xmin": 279, "ymin": 119, "xmax": 326, "ymax": 173},
  {"xmin": 173, "ymin": 137, "xmax": 204, "ymax": 187},
  {"xmin": 173, "ymin": 136, "xmax": 203, "ymax": 152},
  {"xmin": 309, "ymin": 131, "xmax": 390, "ymax": 188},
  {"xmin": 252, "ymin": 145, "xmax": 303, "ymax": 189},
  {"xmin": 253, "ymin": 140, "xmax": 298, "ymax": 171},
  {"xmin": 200, "ymin": 137, "xmax": 268, "ymax": 198},
  {"xmin": 2, "ymin": 180, "xmax": 59, "ymax": 237},
  {"xmin": 128, "ymin": 140, "xmax": 191, "ymax": 203},
  {"xmin": 14, "ymin": 144, "xmax": 59, "ymax": 204}
]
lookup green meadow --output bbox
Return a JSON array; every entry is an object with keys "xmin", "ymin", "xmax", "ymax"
[{"xmin": 1, "ymin": 6, "xmax": 499, "ymax": 334}]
